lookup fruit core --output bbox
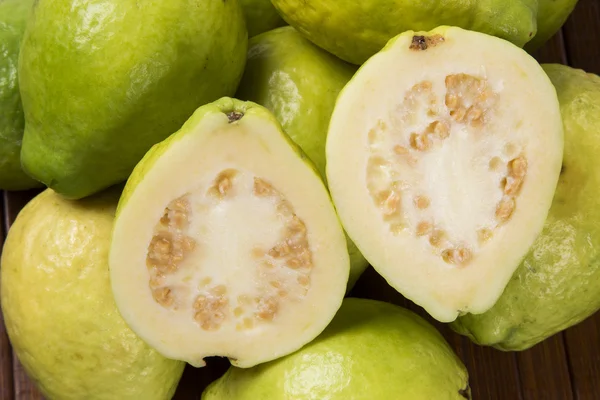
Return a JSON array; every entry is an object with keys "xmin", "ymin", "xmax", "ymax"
[
  {"xmin": 145, "ymin": 169, "xmax": 313, "ymax": 331},
  {"xmin": 366, "ymin": 72, "xmax": 528, "ymax": 267}
]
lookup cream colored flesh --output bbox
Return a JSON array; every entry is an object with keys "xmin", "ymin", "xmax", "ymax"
[
  {"xmin": 110, "ymin": 112, "xmax": 349, "ymax": 368},
  {"xmin": 326, "ymin": 27, "xmax": 563, "ymax": 322}
]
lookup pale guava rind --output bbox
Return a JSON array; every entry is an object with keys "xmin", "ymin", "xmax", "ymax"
[
  {"xmin": 0, "ymin": 188, "xmax": 185, "ymax": 399},
  {"xmin": 19, "ymin": 0, "xmax": 248, "ymax": 199},
  {"xmin": 239, "ymin": 0, "xmax": 286, "ymax": 37},
  {"xmin": 202, "ymin": 298, "xmax": 470, "ymax": 399},
  {"xmin": 235, "ymin": 27, "xmax": 367, "ymax": 289},
  {"xmin": 269, "ymin": 0, "xmax": 538, "ymax": 64},
  {"xmin": 0, "ymin": 0, "xmax": 43, "ymax": 191},
  {"xmin": 525, "ymin": 0, "xmax": 578, "ymax": 51},
  {"xmin": 451, "ymin": 64, "xmax": 600, "ymax": 351}
]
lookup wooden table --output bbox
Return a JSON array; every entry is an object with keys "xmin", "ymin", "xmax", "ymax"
[{"xmin": 2, "ymin": 1, "xmax": 600, "ymax": 398}]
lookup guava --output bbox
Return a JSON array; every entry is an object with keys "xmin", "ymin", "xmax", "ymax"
[
  {"xmin": 19, "ymin": 0, "xmax": 248, "ymax": 200},
  {"xmin": 270, "ymin": 0, "xmax": 539, "ymax": 64},
  {"xmin": 0, "ymin": 188, "xmax": 185, "ymax": 399},
  {"xmin": 202, "ymin": 298, "xmax": 471, "ymax": 399},
  {"xmin": 326, "ymin": 26, "xmax": 564, "ymax": 323},
  {"xmin": 525, "ymin": 0, "xmax": 579, "ymax": 52},
  {"xmin": 0, "ymin": 0, "xmax": 42, "ymax": 191},
  {"xmin": 109, "ymin": 98, "xmax": 350, "ymax": 368},
  {"xmin": 450, "ymin": 64, "xmax": 600, "ymax": 351},
  {"xmin": 239, "ymin": 0, "xmax": 286, "ymax": 37},
  {"xmin": 235, "ymin": 26, "xmax": 367, "ymax": 289}
]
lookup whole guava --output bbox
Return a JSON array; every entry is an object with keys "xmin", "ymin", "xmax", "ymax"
[
  {"xmin": 0, "ymin": 0, "xmax": 43, "ymax": 190},
  {"xmin": 525, "ymin": 0, "xmax": 579, "ymax": 51},
  {"xmin": 202, "ymin": 298, "xmax": 471, "ymax": 399},
  {"xmin": 239, "ymin": 0, "xmax": 286, "ymax": 37},
  {"xmin": 19, "ymin": 0, "xmax": 248, "ymax": 199},
  {"xmin": 1, "ymin": 188, "xmax": 185, "ymax": 399},
  {"xmin": 235, "ymin": 27, "xmax": 367, "ymax": 289},
  {"xmin": 270, "ymin": 0, "xmax": 539, "ymax": 64},
  {"xmin": 451, "ymin": 64, "xmax": 600, "ymax": 351}
]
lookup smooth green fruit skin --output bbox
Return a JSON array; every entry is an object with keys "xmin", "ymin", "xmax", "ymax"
[
  {"xmin": 203, "ymin": 298, "xmax": 470, "ymax": 399},
  {"xmin": 0, "ymin": 188, "xmax": 185, "ymax": 399},
  {"xmin": 451, "ymin": 64, "xmax": 600, "ymax": 351},
  {"xmin": 240, "ymin": 0, "xmax": 286, "ymax": 37},
  {"xmin": 0, "ymin": 0, "xmax": 43, "ymax": 190},
  {"xmin": 269, "ymin": 0, "xmax": 538, "ymax": 64},
  {"xmin": 525, "ymin": 0, "xmax": 578, "ymax": 51},
  {"xmin": 236, "ymin": 26, "xmax": 367, "ymax": 289},
  {"xmin": 19, "ymin": 0, "xmax": 248, "ymax": 199}
]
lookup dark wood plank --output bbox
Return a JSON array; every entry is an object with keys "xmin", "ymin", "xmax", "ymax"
[
  {"xmin": 563, "ymin": 312, "xmax": 600, "ymax": 399},
  {"xmin": 531, "ymin": 30, "xmax": 568, "ymax": 65},
  {"xmin": 0, "ymin": 191, "xmax": 15, "ymax": 400},
  {"xmin": 563, "ymin": 0, "xmax": 600, "ymax": 74},
  {"xmin": 3, "ymin": 191, "xmax": 44, "ymax": 400}
]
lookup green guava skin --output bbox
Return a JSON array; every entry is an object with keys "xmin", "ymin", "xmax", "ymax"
[
  {"xmin": 240, "ymin": 0, "xmax": 286, "ymax": 37},
  {"xmin": 451, "ymin": 64, "xmax": 600, "ymax": 351},
  {"xmin": 525, "ymin": 0, "xmax": 579, "ymax": 51},
  {"xmin": 0, "ymin": 0, "xmax": 43, "ymax": 190},
  {"xmin": 269, "ymin": 0, "xmax": 539, "ymax": 64},
  {"xmin": 202, "ymin": 298, "xmax": 470, "ymax": 399},
  {"xmin": 0, "ymin": 188, "xmax": 185, "ymax": 399},
  {"xmin": 235, "ymin": 27, "xmax": 367, "ymax": 289},
  {"xmin": 19, "ymin": 0, "xmax": 248, "ymax": 200}
]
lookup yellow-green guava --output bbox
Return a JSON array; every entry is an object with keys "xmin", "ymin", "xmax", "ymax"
[
  {"xmin": 202, "ymin": 298, "xmax": 471, "ymax": 399},
  {"xmin": 0, "ymin": 0, "xmax": 42, "ymax": 191},
  {"xmin": 270, "ymin": 0, "xmax": 540, "ymax": 64},
  {"xmin": 451, "ymin": 64, "xmax": 600, "ymax": 351},
  {"xmin": 0, "ymin": 188, "xmax": 185, "ymax": 399},
  {"xmin": 19, "ymin": 0, "xmax": 248, "ymax": 199},
  {"xmin": 109, "ymin": 98, "xmax": 350, "ymax": 369},
  {"xmin": 325, "ymin": 26, "xmax": 564, "ymax": 323},
  {"xmin": 235, "ymin": 26, "xmax": 367, "ymax": 289},
  {"xmin": 525, "ymin": 0, "xmax": 579, "ymax": 51},
  {"xmin": 239, "ymin": 0, "xmax": 286, "ymax": 37}
]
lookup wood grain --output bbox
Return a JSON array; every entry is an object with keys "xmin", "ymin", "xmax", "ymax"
[{"xmin": 2, "ymin": 1, "xmax": 600, "ymax": 398}]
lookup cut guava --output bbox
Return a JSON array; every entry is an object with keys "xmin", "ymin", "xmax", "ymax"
[
  {"xmin": 326, "ymin": 26, "xmax": 564, "ymax": 322},
  {"xmin": 0, "ymin": 189, "xmax": 185, "ymax": 399},
  {"xmin": 202, "ymin": 298, "xmax": 471, "ymax": 399},
  {"xmin": 451, "ymin": 64, "xmax": 600, "ymax": 350},
  {"xmin": 235, "ymin": 26, "xmax": 367, "ymax": 289},
  {"xmin": 109, "ymin": 98, "xmax": 350, "ymax": 368}
]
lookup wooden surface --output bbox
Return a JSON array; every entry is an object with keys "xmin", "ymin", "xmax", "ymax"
[{"xmin": 1, "ymin": 1, "xmax": 600, "ymax": 398}]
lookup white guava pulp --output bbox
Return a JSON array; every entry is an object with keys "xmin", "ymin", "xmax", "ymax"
[
  {"xmin": 110, "ymin": 98, "xmax": 350, "ymax": 368},
  {"xmin": 326, "ymin": 27, "xmax": 564, "ymax": 322}
]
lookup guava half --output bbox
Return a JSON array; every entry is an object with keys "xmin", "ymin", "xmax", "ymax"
[
  {"xmin": 19, "ymin": 0, "xmax": 248, "ymax": 199},
  {"xmin": 239, "ymin": 0, "xmax": 286, "ymax": 37},
  {"xmin": 202, "ymin": 298, "xmax": 471, "ymax": 399},
  {"xmin": 326, "ymin": 26, "xmax": 564, "ymax": 322},
  {"xmin": 1, "ymin": 189, "xmax": 185, "ymax": 399},
  {"xmin": 110, "ymin": 98, "xmax": 350, "ymax": 368},
  {"xmin": 235, "ymin": 26, "xmax": 367, "ymax": 289},
  {"xmin": 451, "ymin": 64, "xmax": 600, "ymax": 350},
  {"xmin": 270, "ymin": 0, "xmax": 538, "ymax": 64},
  {"xmin": 0, "ymin": 0, "xmax": 43, "ymax": 191}
]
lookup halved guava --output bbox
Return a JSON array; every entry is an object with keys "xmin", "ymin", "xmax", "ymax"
[
  {"xmin": 110, "ymin": 98, "xmax": 350, "ymax": 368},
  {"xmin": 326, "ymin": 26, "xmax": 564, "ymax": 322}
]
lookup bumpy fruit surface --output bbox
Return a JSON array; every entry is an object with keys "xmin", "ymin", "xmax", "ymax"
[
  {"xmin": 326, "ymin": 27, "xmax": 563, "ymax": 322},
  {"xmin": 19, "ymin": 0, "xmax": 248, "ymax": 199},
  {"xmin": 110, "ymin": 98, "xmax": 349, "ymax": 368},
  {"xmin": 1, "ymin": 189, "xmax": 185, "ymax": 399},
  {"xmin": 236, "ymin": 26, "xmax": 367, "ymax": 289},
  {"xmin": 203, "ymin": 298, "xmax": 471, "ymax": 399},
  {"xmin": 451, "ymin": 64, "xmax": 600, "ymax": 350}
]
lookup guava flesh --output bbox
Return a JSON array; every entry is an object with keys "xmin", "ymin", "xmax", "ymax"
[
  {"xmin": 110, "ymin": 98, "xmax": 349, "ymax": 368},
  {"xmin": 0, "ymin": 189, "xmax": 185, "ymax": 399},
  {"xmin": 202, "ymin": 298, "xmax": 471, "ymax": 399},
  {"xmin": 326, "ymin": 26, "xmax": 563, "ymax": 322},
  {"xmin": 451, "ymin": 64, "xmax": 600, "ymax": 351},
  {"xmin": 235, "ymin": 26, "xmax": 367, "ymax": 289}
]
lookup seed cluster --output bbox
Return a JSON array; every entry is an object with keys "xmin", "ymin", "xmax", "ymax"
[{"xmin": 365, "ymin": 74, "xmax": 529, "ymax": 267}]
